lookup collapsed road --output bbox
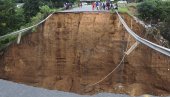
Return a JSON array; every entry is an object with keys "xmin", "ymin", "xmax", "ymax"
[{"xmin": 0, "ymin": 12, "xmax": 170, "ymax": 96}]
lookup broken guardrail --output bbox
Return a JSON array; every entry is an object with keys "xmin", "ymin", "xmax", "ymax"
[
  {"xmin": 0, "ymin": 13, "xmax": 54, "ymax": 41},
  {"xmin": 116, "ymin": 11, "xmax": 170, "ymax": 57}
]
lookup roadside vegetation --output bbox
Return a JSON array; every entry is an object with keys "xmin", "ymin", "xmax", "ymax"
[
  {"xmin": 0, "ymin": 0, "xmax": 78, "ymax": 36},
  {"xmin": 1, "ymin": 0, "xmax": 170, "ymax": 48},
  {"xmin": 118, "ymin": 7, "xmax": 129, "ymax": 13},
  {"xmin": 112, "ymin": 0, "xmax": 169, "ymax": 46},
  {"xmin": 137, "ymin": 0, "xmax": 170, "ymax": 45},
  {"xmin": 0, "ymin": 0, "xmax": 78, "ymax": 49}
]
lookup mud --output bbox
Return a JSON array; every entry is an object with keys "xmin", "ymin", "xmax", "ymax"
[{"xmin": 0, "ymin": 12, "xmax": 169, "ymax": 96}]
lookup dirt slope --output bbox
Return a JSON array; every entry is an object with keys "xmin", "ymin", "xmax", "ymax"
[{"xmin": 0, "ymin": 12, "xmax": 169, "ymax": 96}]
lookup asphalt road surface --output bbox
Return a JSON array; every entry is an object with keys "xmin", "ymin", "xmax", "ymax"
[
  {"xmin": 0, "ymin": 79, "xmax": 158, "ymax": 97},
  {"xmin": 63, "ymin": 5, "xmax": 108, "ymax": 12}
]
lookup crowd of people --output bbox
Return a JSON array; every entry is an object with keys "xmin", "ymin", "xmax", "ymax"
[
  {"xmin": 63, "ymin": 3, "xmax": 73, "ymax": 9},
  {"xmin": 92, "ymin": 1, "xmax": 118, "ymax": 11},
  {"xmin": 64, "ymin": 1, "xmax": 118, "ymax": 11}
]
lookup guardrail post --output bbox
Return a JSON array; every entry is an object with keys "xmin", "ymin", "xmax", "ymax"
[
  {"xmin": 116, "ymin": 10, "xmax": 170, "ymax": 57},
  {"xmin": 17, "ymin": 32, "xmax": 22, "ymax": 44},
  {"xmin": 125, "ymin": 42, "xmax": 139, "ymax": 55}
]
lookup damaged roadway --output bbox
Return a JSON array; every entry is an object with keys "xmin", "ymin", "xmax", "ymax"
[
  {"xmin": 0, "ymin": 6, "xmax": 170, "ymax": 97},
  {"xmin": 0, "ymin": 79, "xmax": 161, "ymax": 97}
]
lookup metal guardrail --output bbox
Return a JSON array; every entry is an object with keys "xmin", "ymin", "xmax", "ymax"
[
  {"xmin": 116, "ymin": 11, "xmax": 170, "ymax": 57},
  {"xmin": 0, "ymin": 12, "xmax": 54, "ymax": 41},
  {"xmin": 0, "ymin": 6, "xmax": 74, "ymax": 41},
  {"xmin": 1, "ymin": 10, "xmax": 170, "ymax": 57}
]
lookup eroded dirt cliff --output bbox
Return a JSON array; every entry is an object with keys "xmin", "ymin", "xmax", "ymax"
[{"xmin": 0, "ymin": 12, "xmax": 169, "ymax": 96}]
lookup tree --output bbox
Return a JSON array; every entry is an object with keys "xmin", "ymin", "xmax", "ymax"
[
  {"xmin": 137, "ymin": 0, "xmax": 158, "ymax": 21},
  {"xmin": 23, "ymin": 0, "xmax": 42, "ymax": 22},
  {"xmin": 0, "ymin": 0, "xmax": 24, "ymax": 36},
  {"xmin": 137, "ymin": 0, "xmax": 170, "ymax": 43},
  {"xmin": 22, "ymin": 0, "xmax": 78, "ymax": 21}
]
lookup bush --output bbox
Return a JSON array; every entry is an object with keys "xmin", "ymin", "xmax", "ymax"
[
  {"xmin": 137, "ymin": 0, "xmax": 170, "ymax": 43},
  {"xmin": 137, "ymin": 0, "xmax": 158, "ymax": 21},
  {"xmin": 23, "ymin": 0, "xmax": 42, "ymax": 22},
  {"xmin": 40, "ymin": 5, "xmax": 54, "ymax": 16},
  {"xmin": 1, "ymin": 4, "xmax": 54, "ymax": 47},
  {"xmin": 137, "ymin": 0, "xmax": 170, "ymax": 21},
  {"xmin": 30, "ymin": 5, "xmax": 54, "ymax": 25},
  {"xmin": 0, "ymin": 36, "xmax": 16, "ymax": 49},
  {"xmin": 21, "ymin": 5, "xmax": 54, "ymax": 30}
]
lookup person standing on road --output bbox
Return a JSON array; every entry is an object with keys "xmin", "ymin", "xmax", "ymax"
[
  {"xmin": 106, "ymin": 2, "xmax": 110, "ymax": 10},
  {"xmin": 80, "ymin": 2, "xmax": 82, "ymax": 8},
  {"xmin": 115, "ymin": 3, "xmax": 118, "ymax": 10},
  {"xmin": 110, "ymin": 3, "xmax": 113, "ymax": 10},
  {"xmin": 96, "ymin": 2, "xmax": 99, "ymax": 10},
  {"xmin": 102, "ymin": 2, "xmax": 105, "ymax": 10},
  {"xmin": 64, "ymin": 3, "xmax": 66, "ymax": 9},
  {"xmin": 99, "ymin": 2, "xmax": 102, "ymax": 10},
  {"xmin": 92, "ymin": 2, "xmax": 95, "ymax": 10}
]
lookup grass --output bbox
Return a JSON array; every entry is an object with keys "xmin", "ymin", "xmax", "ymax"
[
  {"xmin": 110, "ymin": 6, "xmax": 129, "ymax": 14},
  {"xmin": 117, "ymin": 3, "xmax": 139, "ymax": 16},
  {"xmin": 0, "ymin": 36, "xmax": 17, "ymax": 50},
  {"xmin": 118, "ymin": 7, "xmax": 129, "ymax": 13}
]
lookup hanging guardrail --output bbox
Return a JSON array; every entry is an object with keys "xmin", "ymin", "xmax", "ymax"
[
  {"xmin": 1, "ymin": 10, "xmax": 170, "ymax": 57},
  {"xmin": 116, "ymin": 11, "xmax": 170, "ymax": 57},
  {"xmin": 0, "ymin": 13, "xmax": 54, "ymax": 41}
]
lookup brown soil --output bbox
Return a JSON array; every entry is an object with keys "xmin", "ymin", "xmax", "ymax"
[{"xmin": 0, "ymin": 12, "xmax": 170, "ymax": 96}]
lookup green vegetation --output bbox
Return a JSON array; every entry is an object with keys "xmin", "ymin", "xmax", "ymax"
[
  {"xmin": 137, "ymin": 0, "xmax": 170, "ymax": 43},
  {"xmin": 118, "ymin": 7, "xmax": 129, "ymax": 13},
  {"xmin": 0, "ymin": 0, "xmax": 77, "ymax": 49},
  {"xmin": 21, "ymin": 5, "xmax": 55, "ymax": 29},
  {"xmin": 23, "ymin": 0, "xmax": 43, "ymax": 22},
  {"xmin": 0, "ymin": 0, "xmax": 25, "ymax": 36},
  {"xmin": 137, "ymin": 0, "xmax": 170, "ymax": 22},
  {"xmin": 0, "ymin": 0, "xmax": 77, "ymax": 36},
  {"xmin": 0, "ymin": 36, "xmax": 17, "ymax": 50}
]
